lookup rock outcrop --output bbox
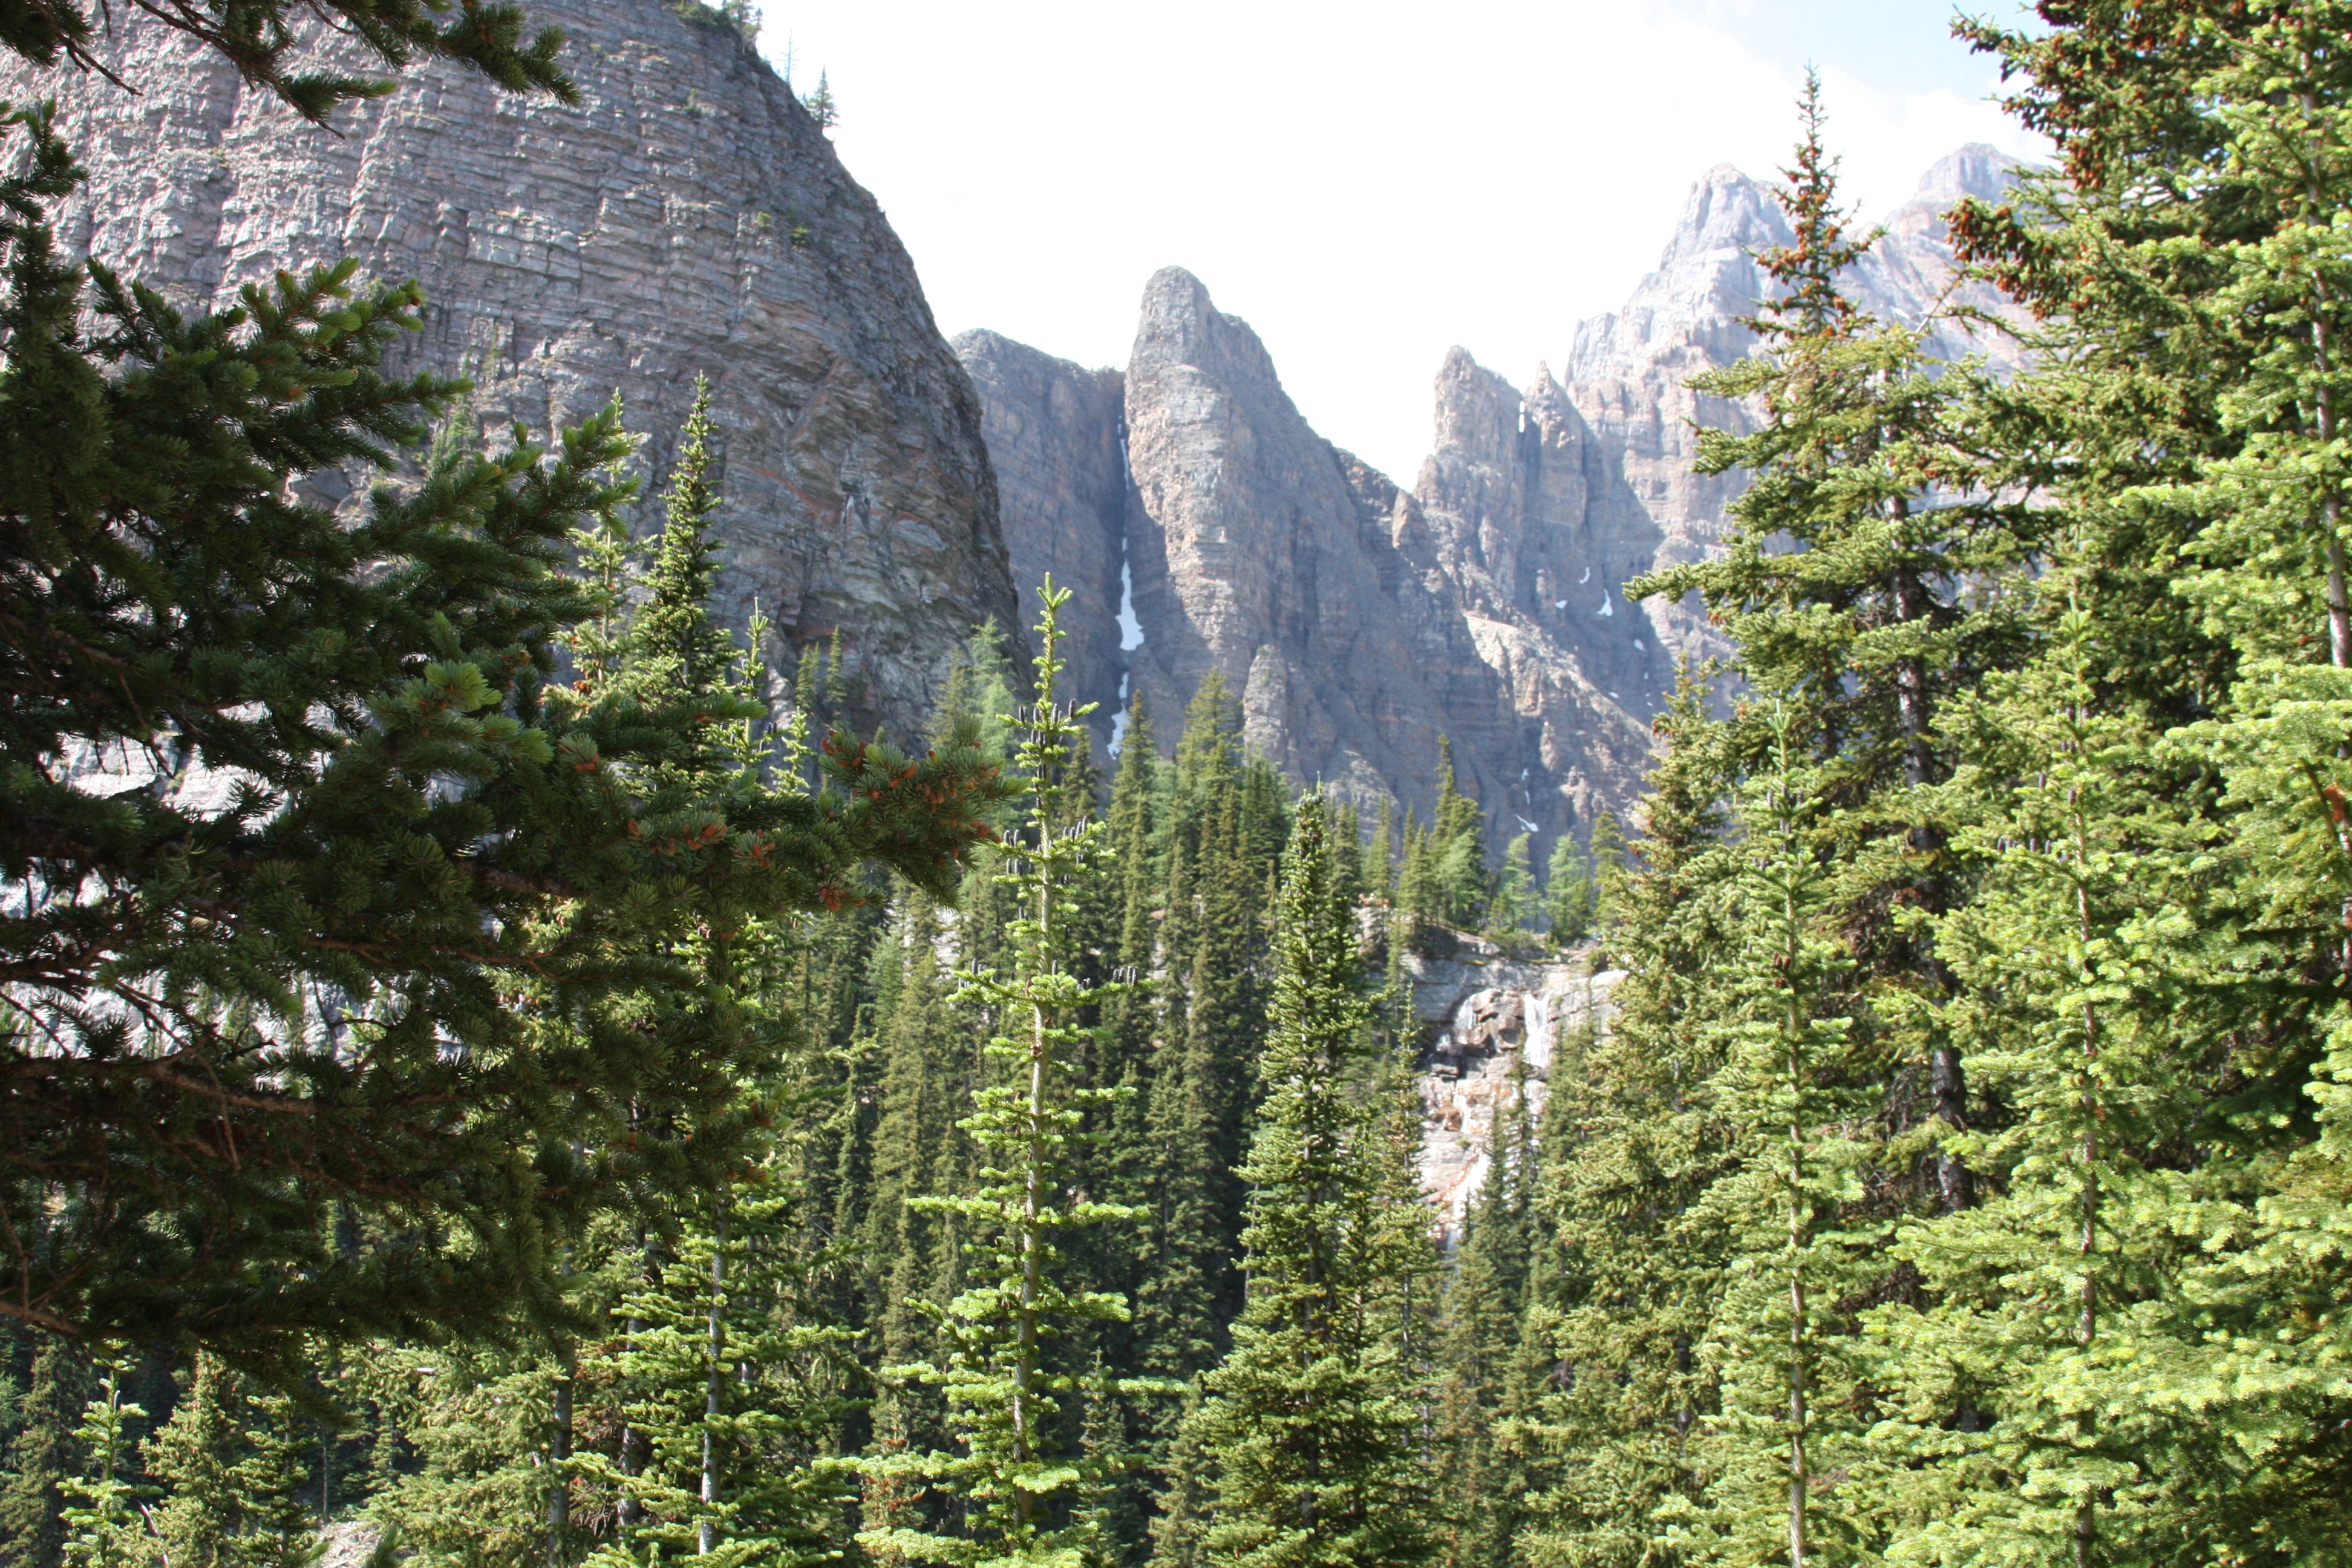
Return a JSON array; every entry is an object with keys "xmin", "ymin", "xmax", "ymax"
[
  {"xmin": 1119, "ymin": 268, "xmax": 1559, "ymax": 814},
  {"xmin": 11, "ymin": 0, "xmax": 1019, "ymax": 741},
  {"xmin": 1405, "ymin": 939, "xmax": 1622, "ymax": 1240},
  {"xmin": 949, "ymin": 330, "xmax": 1129, "ymax": 756},
  {"xmin": 962, "ymin": 146, "xmax": 2025, "ymax": 850}
]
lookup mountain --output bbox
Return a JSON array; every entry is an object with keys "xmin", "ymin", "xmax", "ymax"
[
  {"xmin": 7, "ymin": 0, "xmax": 1019, "ymax": 742},
  {"xmin": 960, "ymin": 145, "xmax": 2026, "ymax": 844}
]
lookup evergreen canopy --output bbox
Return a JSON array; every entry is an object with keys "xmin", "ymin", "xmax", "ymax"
[{"xmin": 0, "ymin": 15, "xmax": 1003, "ymax": 1364}]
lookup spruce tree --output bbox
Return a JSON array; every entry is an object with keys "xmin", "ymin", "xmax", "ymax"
[
  {"xmin": 1429, "ymin": 1060, "xmax": 1538, "ymax": 1568},
  {"xmin": 1665, "ymin": 707, "xmax": 1878, "ymax": 1568},
  {"xmin": 0, "ymin": 1337, "xmax": 87, "ymax": 1568},
  {"xmin": 1630, "ymin": 70, "xmax": 2030, "ymax": 1223},
  {"xmin": 587, "ymin": 1152, "xmax": 857, "ymax": 1567},
  {"xmin": 1134, "ymin": 676, "xmax": 1263, "ymax": 1388},
  {"xmin": 857, "ymin": 583, "xmax": 1151, "ymax": 1568},
  {"xmin": 1488, "ymin": 834, "xmax": 1538, "ymax": 942},
  {"xmin": 1542, "ymin": 837, "xmax": 1595, "ymax": 948},
  {"xmin": 149, "ymin": 1354, "xmax": 322, "ymax": 1568},
  {"xmin": 1428, "ymin": 740, "xmax": 1492, "ymax": 933},
  {"xmin": 0, "ymin": 64, "xmax": 1004, "ymax": 1360},
  {"xmin": 1517, "ymin": 675, "xmax": 1731, "ymax": 1568},
  {"xmin": 54, "ymin": 1356, "xmax": 152, "ymax": 1568},
  {"xmin": 1178, "ymin": 797, "xmax": 1435, "ymax": 1568}
]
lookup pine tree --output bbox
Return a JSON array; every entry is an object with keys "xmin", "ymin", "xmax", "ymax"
[
  {"xmin": 1663, "ymin": 707, "xmax": 1879, "ymax": 1568},
  {"xmin": 1487, "ymin": 834, "xmax": 1538, "ymax": 943},
  {"xmin": 1428, "ymin": 740, "xmax": 1492, "ymax": 933},
  {"xmin": 1429, "ymin": 1058, "xmax": 1538, "ymax": 1568},
  {"xmin": 1517, "ymin": 674, "xmax": 1731, "ymax": 1568},
  {"xmin": 149, "ymin": 1354, "xmax": 320, "ymax": 1568},
  {"xmin": 0, "ymin": 60, "xmax": 1004, "ymax": 1359},
  {"xmin": 0, "ymin": 1337, "xmax": 87, "ymax": 1568},
  {"xmin": 1178, "ymin": 796, "xmax": 1435, "ymax": 1568},
  {"xmin": 1542, "ymin": 837, "xmax": 1595, "ymax": 948},
  {"xmin": 7, "ymin": 1, "xmax": 572, "ymax": 125},
  {"xmin": 55, "ymin": 1356, "xmax": 155, "ymax": 1568},
  {"xmin": 857, "ymin": 582, "xmax": 1152, "ymax": 1568}
]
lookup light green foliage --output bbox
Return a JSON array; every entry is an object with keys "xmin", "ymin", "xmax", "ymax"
[
  {"xmin": 1660, "ymin": 708, "xmax": 1879, "ymax": 1568},
  {"xmin": 1542, "ymin": 837, "xmax": 1596, "ymax": 947},
  {"xmin": 38, "ymin": 5, "xmax": 2352, "ymax": 1567},
  {"xmin": 857, "ymin": 583, "xmax": 1154, "ymax": 1568},
  {"xmin": 56, "ymin": 1357, "xmax": 157, "ymax": 1568},
  {"xmin": 1488, "ymin": 834, "xmax": 1538, "ymax": 941},
  {"xmin": 585, "ymin": 1159, "xmax": 857, "ymax": 1568},
  {"xmin": 149, "ymin": 1354, "xmax": 325, "ymax": 1568}
]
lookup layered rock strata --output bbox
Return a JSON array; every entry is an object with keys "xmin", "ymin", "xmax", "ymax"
[
  {"xmin": 10, "ymin": 0, "xmax": 1019, "ymax": 740},
  {"xmin": 962, "ymin": 145, "xmax": 2024, "ymax": 846}
]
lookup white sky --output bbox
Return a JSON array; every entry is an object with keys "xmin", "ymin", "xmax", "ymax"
[{"xmin": 751, "ymin": 1, "xmax": 2045, "ymax": 481}]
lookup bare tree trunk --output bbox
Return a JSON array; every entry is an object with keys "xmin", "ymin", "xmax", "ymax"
[
  {"xmin": 547, "ymin": 1341, "xmax": 573, "ymax": 1566},
  {"xmin": 701, "ymin": 1206, "xmax": 727, "ymax": 1555}
]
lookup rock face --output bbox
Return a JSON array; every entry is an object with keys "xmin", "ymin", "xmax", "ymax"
[
  {"xmin": 1119, "ymin": 269, "xmax": 1580, "ymax": 815},
  {"xmin": 1566, "ymin": 145, "xmax": 2028, "ymax": 674},
  {"xmin": 949, "ymin": 330, "xmax": 1129, "ymax": 755},
  {"xmin": 962, "ymin": 146, "xmax": 2024, "ymax": 849},
  {"xmin": 1404, "ymin": 939, "xmax": 1622, "ymax": 1240},
  {"xmin": 11, "ymin": 0, "xmax": 1019, "ymax": 740}
]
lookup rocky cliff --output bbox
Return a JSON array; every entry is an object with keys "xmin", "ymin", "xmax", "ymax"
[
  {"xmin": 1406, "ymin": 939, "xmax": 1621, "ymax": 1240},
  {"xmin": 10, "ymin": 0, "xmax": 1019, "ymax": 741},
  {"xmin": 961, "ymin": 146, "xmax": 2024, "ymax": 847},
  {"xmin": 1567, "ymin": 145, "xmax": 2027, "ymax": 674},
  {"xmin": 950, "ymin": 330, "xmax": 1129, "ymax": 756}
]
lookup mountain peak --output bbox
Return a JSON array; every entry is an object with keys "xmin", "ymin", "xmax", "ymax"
[{"xmin": 1904, "ymin": 142, "xmax": 2027, "ymax": 211}]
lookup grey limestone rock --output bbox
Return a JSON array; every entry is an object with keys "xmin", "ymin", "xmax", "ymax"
[
  {"xmin": 961, "ymin": 146, "xmax": 2027, "ymax": 857},
  {"xmin": 8, "ymin": 0, "xmax": 1019, "ymax": 742},
  {"xmin": 949, "ymin": 330, "xmax": 1128, "ymax": 756}
]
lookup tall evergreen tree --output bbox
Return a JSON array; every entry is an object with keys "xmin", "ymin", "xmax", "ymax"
[
  {"xmin": 0, "ymin": 1338, "xmax": 85, "ymax": 1568},
  {"xmin": 54, "ymin": 1356, "xmax": 151, "ymax": 1568},
  {"xmin": 1178, "ymin": 797, "xmax": 1435, "ymax": 1568},
  {"xmin": 1429, "ymin": 1059, "xmax": 1539, "ymax": 1568},
  {"xmin": 1630, "ymin": 70, "xmax": 2032, "ymax": 1221},
  {"xmin": 858, "ymin": 583, "xmax": 1151, "ymax": 1568},
  {"xmin": 148, "ymin": 1354, "xmax": 320, "ymax": 1568},
  {"xmin": 0, "ymin": 60, "xmax": 1003, "ymax": 1361},
  {"xmin": 1518, "ymin": 676, "xmax": 1731, "ymax": 1568},
  {"xmin": 1542, "ymin": 837, "xmax": 1596, "ymax": 948}
]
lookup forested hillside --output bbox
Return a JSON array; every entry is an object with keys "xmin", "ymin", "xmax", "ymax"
[{"xmin": 7, "ymin": 4, "xmax": 2352, "ymax": 1568}]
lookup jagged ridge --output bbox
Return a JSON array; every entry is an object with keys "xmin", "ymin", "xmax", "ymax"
[{"xmin": 961, "ymin": 145, "xmax": 2026, "ymax": 855}]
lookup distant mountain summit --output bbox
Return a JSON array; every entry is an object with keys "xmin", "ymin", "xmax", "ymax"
[{"xmin": 959, "ymin": 146, "xmax": 2028, "ymax": 851}]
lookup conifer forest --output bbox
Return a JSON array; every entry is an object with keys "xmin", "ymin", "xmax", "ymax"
[{"xmin": 9, "ymin": 4, "xmax": 2352, "ymax": 1567}]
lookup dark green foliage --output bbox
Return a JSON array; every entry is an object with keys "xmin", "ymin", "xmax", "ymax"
[
  {"xmin": 0, "ymin": 1337, "xmax": 85, "ymax": 1568},
  {"xmin": 1178, "ymin": 798, "xmax": 1435, "ymax": 1568},
  {"xmin": 856, "ymin": 583, "xmax": 1154, "ymax": 1568},
  {"xmin": 30, "ymin": 5, "xmax": 2352, "ymax": 1567},
  {"xmin": 146, "ymin": 1354, "xmax": 318, "ymax": 1568},
  {"xmin": 1429, "ymin": 1063, "xmax": 1538, "ymax": 1568},
  {"xmin": 0, "ymin": 108, "xmax": 1004, "ymax": 1359}
]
